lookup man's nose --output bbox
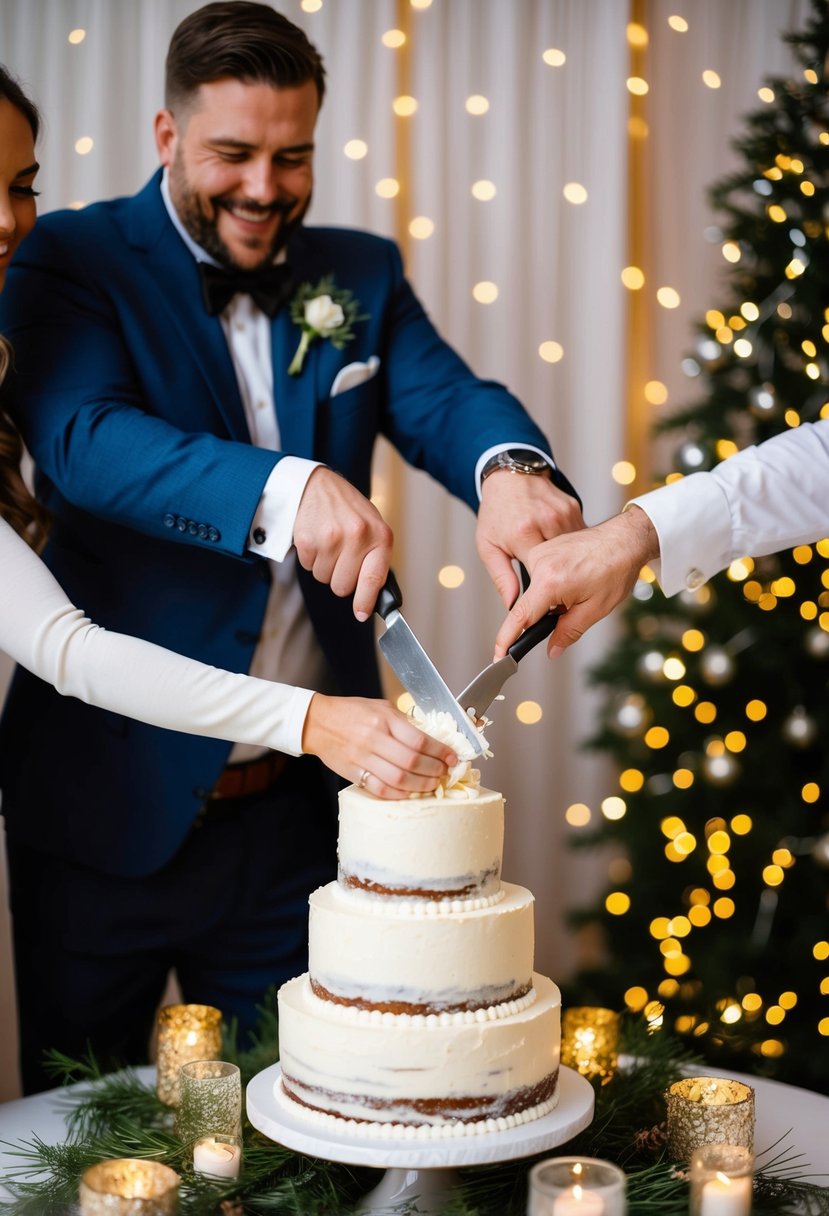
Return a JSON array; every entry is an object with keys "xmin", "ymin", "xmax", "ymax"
[
  {"xmin": 241, "ymin": 159, "xmax": 279, "ymax": 203},
  {"xmin": 0, "ymin": 190, "xmax": 16, "ymax": 238}
]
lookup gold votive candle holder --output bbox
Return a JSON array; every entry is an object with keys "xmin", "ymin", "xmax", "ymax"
[
  {"xmin": 175, "ymin": 1060, "xmax": 242, "ymax": 1150},
  {"xmin": 192, "ymin": 1133, "xmax": 242, "ymax": 1179},
  {"xmin": 527, "ymin": 1157, "xmax": 627, "ymax": 1215},
  {"xmin": 689, "ymin": 1144, "xmax": 754, "ymax": 1216},
  {"xmin": 79, "ymin": 1159, "xmax": 180, "ymax": 1215},
  {"xmin": 665, "ymin": 1076, "xmax": 755, "ymax": 1160},
  {"xmin": 155, "ymin": 1004, "xmax": 222, "ymax": 1106},
  {"xmin": 560, "ymin": 1007, "xmax": 620, "ymax": 1084}
]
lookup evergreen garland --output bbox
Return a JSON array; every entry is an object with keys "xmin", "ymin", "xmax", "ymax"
[{"xmin": 1, "ymin": 1010, "xmax": 826, "ymax": 1215}]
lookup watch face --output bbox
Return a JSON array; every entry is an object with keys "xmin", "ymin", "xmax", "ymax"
[{"xmin": 508, "ymin": 448, "xmax": 549, "ymax": 470}]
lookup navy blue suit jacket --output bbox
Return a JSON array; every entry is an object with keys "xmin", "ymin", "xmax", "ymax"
[{"xmin": 0, "ymin": 170, "xmax": 565, "ymax": 876}]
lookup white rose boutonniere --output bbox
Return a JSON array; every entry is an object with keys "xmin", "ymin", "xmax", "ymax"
[{"xmin": 288, "ymin": 275, "xmax": 368, "ymax": 376}]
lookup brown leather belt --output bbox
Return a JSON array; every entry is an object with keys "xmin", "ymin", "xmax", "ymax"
[{"xmin": 210, "ymin": 752, "xmax": 289, "ymax": 800}]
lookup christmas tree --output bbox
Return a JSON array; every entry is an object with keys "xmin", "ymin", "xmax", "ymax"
[{"xmin": 568, "ymin": 0, "xmax": 829, "ymax": 1094}]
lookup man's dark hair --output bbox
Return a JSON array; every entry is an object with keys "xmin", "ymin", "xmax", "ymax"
[
  {"xmin": 165, "ymin": 1, "xmax": 326, "ymax": 113},
  {"xmin": 0, "ymin": 64, "xmax": 40, "ymax": 140}
]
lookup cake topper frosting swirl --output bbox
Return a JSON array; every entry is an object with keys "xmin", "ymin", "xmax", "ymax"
[{"xmin": 410, "ymin": 707, "xmax": 490, "ymax": 798}]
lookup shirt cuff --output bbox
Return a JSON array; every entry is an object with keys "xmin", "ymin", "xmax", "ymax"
[
  {"xmin": 474, "ymin": 443, "xmax": 557, "ymax": 502},
  {"xmin": 247, "ymin": 456, "xmax": 323, "ymax": 562},
  {"xmin": 627, "ymin": 473, "xmax": 735, "ymax": 597}
]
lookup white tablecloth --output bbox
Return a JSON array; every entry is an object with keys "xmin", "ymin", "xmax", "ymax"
[{"xmin": 0, "ymin": 1065, "xmax": 826, "ymax": 1198}]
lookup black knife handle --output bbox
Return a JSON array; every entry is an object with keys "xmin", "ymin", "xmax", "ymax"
[
  {"xmin": 375, "ymin": 569, "xmax": 403, "ymax": 621},
  {"xmin": 507, "ymin": 561, "xmax": 557, "ymax": 662}
]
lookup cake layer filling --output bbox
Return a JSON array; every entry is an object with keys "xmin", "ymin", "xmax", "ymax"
[
  {"xmin": 308, "ymin": 881, "xmax": 534, "ymax": 1013},
  {"xmin": 337, "ymin": 784, "xmax": 504, "ymax": 899},
  {"xmin": 277, "ymin": 972, "xmax": 561, "ymax": 1126}
]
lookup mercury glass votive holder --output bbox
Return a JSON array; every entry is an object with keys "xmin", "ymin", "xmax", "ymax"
[
  {"xmin": 689, "ymin": 1144, "xmax": 754, "ymax": 1216},
  {"xmin": 665, "ymin": 1077, "xmax": 755, "ymax": 1160},
  {"xmin": 175, "ymin": 1060, "xmax": 242, "ymax": 1148},
  {"xmin": 155, "ymin": 1004, "xmax": 222, "ymax": 1106},
  {"xmin": 528, "ymin": 1156, "xmax": 627, "ymax": 1215},
  {"xmin": 192, "ymin": 1133, "xmax": 243, "ymax": 1179},
  {"xmin": 560, "ymin": 1007, "xmax": 620, "ymax": 1084},
  {"xmin": 78, "ymin": 1159, "xmax": 180, "ymax": 1215}
]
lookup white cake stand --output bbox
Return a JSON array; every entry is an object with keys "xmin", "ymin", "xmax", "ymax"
[{"xmin": 246, "ymin": 1063, "xmax": 594, "ymax": 1215}]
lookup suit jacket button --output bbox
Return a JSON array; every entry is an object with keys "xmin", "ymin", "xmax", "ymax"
[
  {"xmin": 163, "ymin": 513, "xmax": 175, "ymax": 528},
  {"xmin": 187, "ymin": 521, "xmax": 199, "ymax": 535},
  {"xmin": 176, "ymin": 516, "xmax": 187, "ymax": 532},
  {"xmin": 208, "ymin": 527, "xmax": 220, "ymax": 542},
  {"xmin": 198, "ymin": 524, "xmax": 209, "ymax": 539}
]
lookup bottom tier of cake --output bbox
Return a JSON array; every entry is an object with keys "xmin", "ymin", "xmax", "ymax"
[{"xmin": 276, "ymin": 972, "xmax": 561, "ymax": 1139}]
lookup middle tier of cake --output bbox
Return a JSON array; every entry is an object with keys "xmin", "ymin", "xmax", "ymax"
[{"xmin": 308, "ymin": 880, "xmax": 534, "ymax": 1014}]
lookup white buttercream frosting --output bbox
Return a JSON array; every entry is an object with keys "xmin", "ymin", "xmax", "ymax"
[{"xmin": 410, "ymin": 707, "xmax": 489, "ymax": 795}]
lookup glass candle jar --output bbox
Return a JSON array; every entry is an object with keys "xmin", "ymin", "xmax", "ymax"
[
  {"xmin": 689, "ymin": 1144, "xmax": 754, "ymax": 1216},
  {"xmin": 665, "ymin": 1077, "xmax": 755, "ymax": 1160},
  {"xmin": 560, "ymin": 1007, "xmax": 620, "ymax": 1084},
  {"xmin": 175, "ymin": 1060, "xmax": 242, "ymax": 1148},
  {"xmin": 155, "ymin": 1004, "xmax": 222, "ymax": 1106},
  {"xmin": 79, "ymin": 1159, "xmax": 180, "ymax": 1215},
  {"xmin": 527, "ymin": 1157, "xmax": 626, "ymax": 1215}
]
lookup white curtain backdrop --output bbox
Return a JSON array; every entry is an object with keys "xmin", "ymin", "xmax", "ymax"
[{"xmin": 0, "ymin": 0, "xmax": 807, "ymax": 1098}]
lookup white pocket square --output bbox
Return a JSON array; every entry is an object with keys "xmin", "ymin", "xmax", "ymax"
[{"xmin": 330, "ymin": 356, "xmax": 380, "ymax": 398}]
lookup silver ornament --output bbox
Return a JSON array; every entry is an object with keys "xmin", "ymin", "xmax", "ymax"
[
  {"xmin": 675, "ymin": 439, "xmax": 714, "ymax": 475},
  {"xmin": 700, "ymin": 646, "xmax": 735, "ymax": 685},
  {"xmin": 748, "ymin": 381, "xmax": 781, "ymax": 420},
  {"xmin": 609, "ymin": 693, "xmax": 651, "ymax": 738},
  {"xmin": 702, "ymin": 752, "xmax": 740, "ymax": 786},
  {"xmin": 637, "ymin": 650, "xmax": 667, "ymax": 682},
  {"xmin": 782, "ymin": 706, "xmax": 819, "ymax": 747},
  {"xmin": 805, "ymin": 626, "xmax": 829, "ymax": 659}
]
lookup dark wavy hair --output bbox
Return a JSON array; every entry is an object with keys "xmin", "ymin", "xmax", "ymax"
[
  {"xmin": 165, "ymin": 1, "xmax": 326, "ymax": 114},
  {"xmin": 0, "ymin": 64, "xmax": 48, "ymax": 549}
]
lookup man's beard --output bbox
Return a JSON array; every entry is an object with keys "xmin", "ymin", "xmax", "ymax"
[{"xmin": 169, "ymin": 158, "xmax": 310, "ymax": 270}]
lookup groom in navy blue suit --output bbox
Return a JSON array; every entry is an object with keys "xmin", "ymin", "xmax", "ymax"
[{"xmin": 0, "ymin": 1, "xmax": 583, "ymax": 1091}]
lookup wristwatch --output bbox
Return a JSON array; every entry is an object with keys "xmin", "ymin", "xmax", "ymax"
[{"xmin": 480, "ymin": 448, "xmax": 553, "ymax": 483}]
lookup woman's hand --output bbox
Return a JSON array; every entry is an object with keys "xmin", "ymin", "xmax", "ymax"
[{"xmin": 301, "ymin": 694, "xmax": 457, "ymax": 798}]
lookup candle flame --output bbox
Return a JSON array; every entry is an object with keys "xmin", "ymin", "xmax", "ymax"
[
  {"xmin": 716, "ymin": 1171, "xmax": 732, "ymax": 1186},
  {"xmin": 572, "ymin": 1163, "xmax": 584, "ymax": 1177},
  {"xmin": 573, "ymin": 1184, "xmax": 583, "ymax": 1198}
]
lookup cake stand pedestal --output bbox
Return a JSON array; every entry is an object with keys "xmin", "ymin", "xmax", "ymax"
[{"xmin": 247, "ymin": 1063, "xmax": 594, "ymax": 1215}]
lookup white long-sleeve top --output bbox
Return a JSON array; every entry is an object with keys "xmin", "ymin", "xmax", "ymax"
[
  {"xmin": 629, "ymin": 419, "xmax": 829, "ymax": 596},
  {"xmin": 0, "ymin": 513, "xmax": 315, "ymax": 753}
]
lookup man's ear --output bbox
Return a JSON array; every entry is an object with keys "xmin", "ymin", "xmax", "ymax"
[{"xmin": 154, "ymin": 109, "xmax": 178, "ymax": 167}]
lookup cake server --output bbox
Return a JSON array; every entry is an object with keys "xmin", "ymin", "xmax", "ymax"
[
  {"xmin": 456, "ymin": 568, "xmax": 558, "ymax": 721},
  {"xmin": 375, "ymin": 570, "xmax": 484, "ymax": 756}
]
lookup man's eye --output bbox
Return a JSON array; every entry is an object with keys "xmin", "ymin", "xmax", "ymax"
[{"xmin": 12, "ymin": 185, "xmax": 40, "ymax": 197}]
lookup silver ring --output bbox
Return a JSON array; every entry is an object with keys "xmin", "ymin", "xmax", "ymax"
[{"xmin": 358, "ymin": 768, "xmax": 371, "ymax": 789}]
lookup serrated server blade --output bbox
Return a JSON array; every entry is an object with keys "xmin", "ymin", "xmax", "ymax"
[{"xmin": 378, "ymin": 609, "xmax": 484, "ymax": 756}]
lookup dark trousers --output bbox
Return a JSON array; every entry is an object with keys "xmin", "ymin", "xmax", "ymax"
[{"xmin": 6, "ymin": 756, "xmax": 337, "ymax": 1094}]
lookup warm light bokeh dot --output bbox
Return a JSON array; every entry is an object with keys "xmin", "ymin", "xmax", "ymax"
[
  {"xmin": 644, "ymin": 380, "xmax": 668, "ymax": 405},
  {"xmin": 644, "ymin": 726, "xmax": 670, "ymax": 748},
  {"xmin": 408, "ymin": 216, "xmax": 434, "ymax": 239},
  {"xmin": 601, "ymin": 796, "xmax": 627, "ymax": 821},
  {"xmin": 612, "ymin": 461, "xmax": 636, "ymax": 486},
  {"xmin": 473, "ymin": 281, "xmax": 499, "ymax": 304},
  {"xmin": 758, "ymin": 86, "xmax": 775, "ymax": 102},
  {"xmin": 606, "ymin": 892, "xmax": 631, "ymax": 915},
  {"xmin": 668, "ymin": 15, "xmax": 689, "ymax": 32},
  {"xmin": 516, "ymin": 700, "xmax": 542, "ymax": 725},
  {"xmin": 565, "ymin": 803, "xmax": 591, "ymax": 827},
  {"xmin": 627, "ymin": 77, "xmax": 649, "ymax": 96},
  {"xmin": 626, "ymin": 22, "xmax": 649, "ymax": 47},
  {"xmin": 471, "ymin": 179, "xmax": 496, "ymax": 201},
  {"xmin": 621, "ymin": 265, "xmax": 645, "ymax": 290},
  {"xmin": 543, "ymin": 48, "xmax": 566, "ymax": 67},
  {"xmin": 625, "ymin": 986, "xmax": 648, "ymax": 1011},
  {"xmin": 396, "ymin": 691, "xmax": 415, "ymax": 713},
  {"xmin": 301, "ymin": 0, "xmax": 322, "ymax": 10},
  {"xmin": 382, "ymin": 29, "xmax": 406, "ymax": 48},
  {"xmin": 731, "ymin": 814, "xmax": 752, "ymax": 835},
  {"xmin": 437, "ymin": 565, "xmax": 464, "ymax": 589},
  {"xmin": 657, "ymin": 286, "xmax": 680, "ymax": 309},
  {"xmin": 563, "ymin": 182, "xmax": 588, "ymax": 205},
  {"xmin": 620, "ymin": 768, "xmax": 644, "ymax": 792},
  {"xmin": 375, "ymin": 178, "xmax": 400, "ymax": 198},
  {"xmin": 68, "ymin": 28, "xmax": 86, "ymax": 44},
  {"xmin": 539, "ymin": 341, "xmax": 564, "ymax": 363},
  {"xmin": 75, "ymin": 136, "xmax": 94, "ymax": 155},
  {"xmin": 465, "ymin": 95, "xmax": 490, "ymax": 115},
  {"xmin": 344, "ymin": 139, "xmax": 368, "ymax": 160},
  {"xmin": 393, "ymin": 95, "xmax": 418, "ymax": 117},
  {"xmin": 703, "ymin": 69, "xmax": 722, "ymax": 89}
]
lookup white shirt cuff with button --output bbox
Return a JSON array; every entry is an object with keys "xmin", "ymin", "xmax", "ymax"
[
  {"xmin": 628, "ymin": 419, "xmax": 829, "ymax": 597},
  {"xmin": 474, "ymin": 443, "xmax": 556, "ymax": 501},
  {"xmin": 248, "ymin": 456, "xmax": 323, "ymax": 562}
]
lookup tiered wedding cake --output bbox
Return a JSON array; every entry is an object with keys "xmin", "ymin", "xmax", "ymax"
[{"xmin": 276, "ymin": 714, "xmax": 561, "ymax": 1139}]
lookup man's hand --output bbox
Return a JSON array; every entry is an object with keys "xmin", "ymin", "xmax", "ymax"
[
  {"xmin": 302, "ymin": 694, "xmax": 458, "ymax": 799},
  {"xmin": 476, "ymin": 471, "xmax": 585, "ymax": 609},
  {"xmin": 293, "ymin": 467, "xmax": 393, "ymax": 620},
  {"xmin": 493, "ymin": 506, "xmax": 660, "ymax": 658}
]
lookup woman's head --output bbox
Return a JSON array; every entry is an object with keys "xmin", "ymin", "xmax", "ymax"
[{"xmin": 0, "ymin": 65, "xmax": 40, "ymax": 294}]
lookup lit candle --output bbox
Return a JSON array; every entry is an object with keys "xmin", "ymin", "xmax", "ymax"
[
  {"xmin": 699, "ymin": 1171, "xmax": 752, "ymax": 1216},
  {"xmin": 193, "ymin": 1137, "xmax": 241, "ymax": 1179},
  {"xmin": 551, "ymin": 1185, "xmax": 605, "ymax": 1215}
]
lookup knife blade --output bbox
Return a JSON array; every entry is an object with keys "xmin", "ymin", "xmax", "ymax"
[
  {"xmin": 456, "ymin": 568, "xmax": 558, "ymax": 720},
  {"xmin": 375, "ymin": 571, "xmax": 484, "ymax": 756}
]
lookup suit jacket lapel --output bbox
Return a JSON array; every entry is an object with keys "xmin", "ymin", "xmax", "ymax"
[
  {"xmin": 125, "ymin": 173, "xmax": 250, "ymax": 443},
  {"xmin": 271, "ymin": 230, "xmax": 324, "ymax": 459}
]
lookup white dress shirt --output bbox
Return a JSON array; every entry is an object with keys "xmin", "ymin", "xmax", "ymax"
[
  {"xmin": 161, "ymin": 174, "xmax": 332, "ymax": 760},
  {"xmin": 629, "ymin": 418, "xmax": 829, "ymax": 596}
]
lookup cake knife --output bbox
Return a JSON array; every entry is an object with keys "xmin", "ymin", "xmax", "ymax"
[
  {"xmin": 375, "ymin": 571, "xmax": 485, "ymax": 756},
  {"xmin": 456, "ymin": 568, "xmax": 558, "ymax": 721}
]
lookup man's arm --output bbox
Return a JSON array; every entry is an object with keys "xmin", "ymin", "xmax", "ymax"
[{"xmin": 494, "ymin": 418, "xmax": 829, "ymax": 658}]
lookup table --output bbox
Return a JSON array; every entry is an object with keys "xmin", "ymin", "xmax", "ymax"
[{"xmin": 0, "ymin": 1065, "xmax": 826, "ymax": 1202}]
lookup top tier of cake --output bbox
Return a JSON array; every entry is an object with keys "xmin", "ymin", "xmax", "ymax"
[{"xmin": 337, "ymin": 782, "xmax": 504, "ymax": 901}]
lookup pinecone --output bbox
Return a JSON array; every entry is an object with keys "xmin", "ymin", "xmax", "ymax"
[{"xmin": 632, "ymin": 1121, "xmax": 667, "ymax": 1155}]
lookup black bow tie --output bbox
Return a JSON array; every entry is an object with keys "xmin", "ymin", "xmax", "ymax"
[{"xmin": 198, "ymin": 260, "xmax": 293, "ymax": 318}]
